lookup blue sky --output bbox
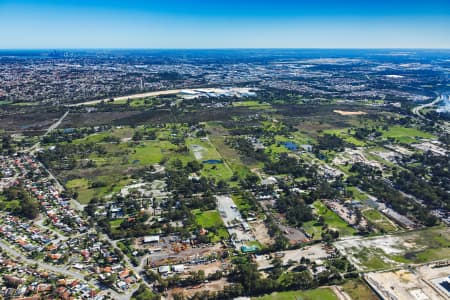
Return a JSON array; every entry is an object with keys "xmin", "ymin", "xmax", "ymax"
[{"xmin": 0, "ymin": 0, "xmax": 449, "ymax": 48}]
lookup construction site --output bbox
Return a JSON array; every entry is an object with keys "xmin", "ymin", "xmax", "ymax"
[{"xmin": 364, "ymin": 262, "xmax": 450, "ymax": 300}]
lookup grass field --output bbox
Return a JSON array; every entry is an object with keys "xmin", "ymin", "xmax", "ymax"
[
  {"xmin": 302, "ymin": 220, "xmax": 323, "ymax": 241},
  {"xmin": 186, "ymin": 137, "xmax": 233, "ymax": 181},
  {"xmin": 209, "ymin": 136, "xmax": 258, "ymax": 179},
  {"xmin": 313, "ymin": 201, "xmax": 357, "ymax": 236},
  {"xmin": 193, "ymin": 209, "xmax": 223, "ymax": 228},
  {"xmin": 109, "ymin": 219, "xmax": 125, "ymax": 235},
  {"xmin": 323, "ymin": 128, "xmax": 367, "ymax": 147},
  {"xmin": 62, "ymin": 126, "xmax": 195, "ymax": 203},
  {"xmin": 66, "ymin": 176, "xmax": 131, "ymax": 204},
  {"xmin": 232, "ymin": 100, "xmax": 271, "ymax": 108},
  {"xmin": 345, "ymin": 186, "xmax": 369, "ymax": 201},
  {"xmin": 130, "ymin": 140, "xmax": 175, "ymax": 165},
  {"xmin": 0, "ymin": 195, "xmax": 20, "ymax": 211},
  {"xmin": 341, "ymin": 279, "xmax": 379, "ymax": 300},
  {"xmin": 362, "ymin": 208, "xmax": 398, "ymax": 232},
  {"xmin": 381, "ymin": 126, "xmax": 435, "ymax": 144},
  {"xmin": 231, "ymin": 194, "xmax": 252, "ymax": 211},
  {"xmin": 252, "ymin": 288, "xmax": 338, "ymax": 300},
  {"xmin": 0, "ymin": 100, "xmax": 12, "ymax": 105},
  {"xmin": 192, "ymin": 209, "xmax": 229, "ymax": 242}
]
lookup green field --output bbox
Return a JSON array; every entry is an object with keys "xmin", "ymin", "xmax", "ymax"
[
  {"xmin": 186, "ymin": 137, "xmax": 233, "ymax": 181},
  {"xmin": 302, "ymin": 220, "xmax": 323, "ymax": 241},
  {"xmin": 252, "ymin": 288, "xmax": 338, "ymax": 300},
  {"xmin": 345, "ymin": 186, "xmax": 369, "ymax": 201},
  {"xmin": 232, "ymin": 100, "xmax": 271, "ymax": 108},
  {"xmin": 192, "ymin": 209, "xmax": 229, "ymax": 242},
  {"xmin": 313, "ymin": 201, "xmax": 357, "ymax": 236},
  {"xmin": 61, "ymin": 126, "xmax": 197, "ymax": 203},
  {"xmin": 231, "ymin": 194, "xmax": 252, "ymax": 211},
  {"xmin": 341, "ymin": 279, "xmax": 379, "ymax": 300},
  {"xmin": 362, "ymin": 208, "xmax": 398, "ymax": 232},
  {"xmin": 323, "ymin": 128, "xmax": 367, "ymax": 147},
  {"xmin": 0, "ymin": 195, "xmax": 20, "ymax": 211},
  {"xmin": 193, "ymin": 209, "xmax": 223, "ymax": 228},
  {"xmin": 209, "ymin": 135, "xmax": 259, "ymax": 179},
  {"xmin": 381, "ymin": 126, "xmax": 435, "ymax": 144},
  {"xmin": 130, "ymin": 140, "xmax": 175, "ymax": 165},
  {"xmin": 66, "ymin": 176, "xmax": 131, "ymax": 204}
]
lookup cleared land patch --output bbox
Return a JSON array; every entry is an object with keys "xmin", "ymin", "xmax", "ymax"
[
  {"xmin": 333, "ymin": 110, "xmax": 367, "ymax": 116},
  {"xmin": 313, "ymin": 201, "xmax": 357, "ymax": 237},
  {"xmin": 334, "ymin": 227, "xmax": 450, "ymax": 271},
  {"xmin": 252, "ymin": 287, "xmax": 338, "ymax": 300}
]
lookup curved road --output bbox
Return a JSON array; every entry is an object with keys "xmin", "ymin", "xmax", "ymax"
[
  {"xmin": 412, "ymin": 95, "xmax": 442, "ymax": 119},
  {"xmin": 412, "ymin": 95, "xmax": 449, "ymax": 133}
]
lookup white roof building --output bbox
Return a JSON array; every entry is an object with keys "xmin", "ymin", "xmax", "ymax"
[
  {"xmin": 172, "ymin": 264, "xmax": 185, "ymax": 273},
  {"xmin": 143, "ymin": 235, "xmax": 160, "ymax": 243}
]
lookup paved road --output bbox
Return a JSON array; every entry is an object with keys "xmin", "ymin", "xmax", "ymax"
[
  {"xmin": 24, "ymin": 109, "xmax": 84, "ymax": 211},
  {"xmin": 28, "ymin": 110, "xmax": 70, "ymax": 154},
  {"xmin": 0, "ymin": 239, "xmax": 84, "ymax": 280},
  {"xmin": 412, "ymin": 95, "xmax": 442, "ymax": 119},
  {"xmin": 412, "ymin": 95, "xmax": 450, "ymax": 133},
  {"xmin": 45, "ymin": 110, "xmax": 69, "ymax": 136},
  {"xmin": 0, "ymin": 239, "xmax": 133, "ymax": 299}
]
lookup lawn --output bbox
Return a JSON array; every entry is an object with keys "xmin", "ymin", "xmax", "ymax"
[
  {"xmin": 109, "ymin": 219, "xmax": 125, "ymax": 235},
  {"xmin": 231, "ymin": 194, "xmax": 252, "ymax": 211},
  {"xmin": 302, "ymin": 220, "xmax": 323, "ymax": 241},
  {"xmin": 313, "ymin": 201, "xmax": 357, "ymax": 236},
  {"xmin": 381, "ymin": 126, "xmax": 435, "ymax": 144},
  {"xmin": 193, "ymin": 209, "xmax": 223, "ymax": 229},
  {"xmin": 192, "ymin": 209, "xmax": 229, "ymax": 242},
  {"xmin": 252, "ymin": 288, "xmax": 338, "ymax": 300}
]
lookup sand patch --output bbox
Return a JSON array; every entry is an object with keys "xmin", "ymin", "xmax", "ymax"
[{"xmin": 334, "ymin": 110, "xmax": 367, "ymax": 116}]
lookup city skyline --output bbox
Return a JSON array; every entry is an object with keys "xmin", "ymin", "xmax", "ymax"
[{"xmin": 0, "ymin": 0, "xmax": 449, "ymax": 49}]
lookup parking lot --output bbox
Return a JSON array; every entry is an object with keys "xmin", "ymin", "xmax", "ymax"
[{"xmin": 216, "ymin": 195, "xmax": 255, "ymax": 248}]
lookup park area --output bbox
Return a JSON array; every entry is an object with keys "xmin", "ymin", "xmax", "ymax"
[{"xmin": 48, "ymin": 124, "xmax": 241, "ymax": 204}]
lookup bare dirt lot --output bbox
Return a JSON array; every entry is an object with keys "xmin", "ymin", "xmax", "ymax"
[
  {"xmin": 185, "ymin": 260, "xmax": 225, "ymax": 276},
  {"xmin": 333, "ymin": 110, "xmax": 367, "ymax": 116},
  {"xmin": 167, "ymin": 278, "xmax": 230, "ymax": 299},
  {"xmin": 252, "ymin": 220, "xmax": 273, "ymax": 246},
  {"xmin": 365, "ymin": 264, "xmax": 450, "ymax": 300},
  {"xmin": 256, "ymin": 244, "xmax": 329, "ymax": 270},
  {"xmin": 334, "ymin": 227, "xmax": 450, "ymax": 271}
]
